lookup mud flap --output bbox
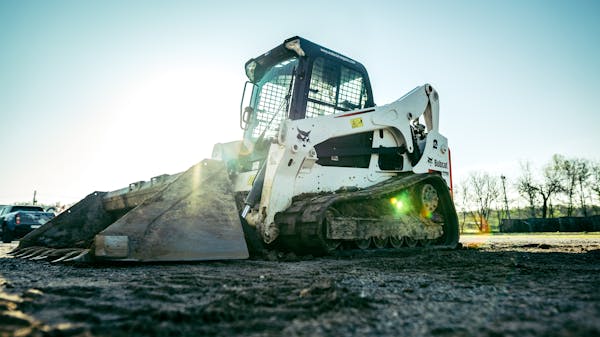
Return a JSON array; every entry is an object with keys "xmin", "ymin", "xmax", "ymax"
[{"xmin": 93, "ymin": 159, "xmax": 249, "ymax": 261}]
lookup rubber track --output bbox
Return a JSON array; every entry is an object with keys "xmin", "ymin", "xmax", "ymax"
[{"xmin": 274, "ymin": 173, "xmax": 459, "ymax": 254}]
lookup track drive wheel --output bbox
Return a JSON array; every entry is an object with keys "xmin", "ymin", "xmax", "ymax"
[
  {"xmin": 415, "ymin": 176, "xmax": 460, "ymax": 249},
  {"xmin": 415, "ymin": 183, "xmax": 440, "ymax": 218}
]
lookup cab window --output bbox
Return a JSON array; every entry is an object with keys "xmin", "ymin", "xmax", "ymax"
[{"xmin": 306, "ymin": 57, "xmax": 368, "ymax": 118}]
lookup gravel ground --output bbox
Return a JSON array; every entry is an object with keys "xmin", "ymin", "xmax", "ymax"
[{"xmin": 1, "ymin": 233, "xmax": 599, "ymax": 337}]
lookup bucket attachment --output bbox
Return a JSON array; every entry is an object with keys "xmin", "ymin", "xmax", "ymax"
[
  {"xmin": 18, "ymin": 191, "xmax": 115, "ymax": 249},
  {"xmin": 93, "ymin": 159, "xmax": 249, "ymax": 261},
  {"xmin": 14, "ymin": 159, "xmax": 249, "ymax": 262}
]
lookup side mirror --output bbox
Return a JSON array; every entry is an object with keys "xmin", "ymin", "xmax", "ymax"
[{"xmin": 240, "ymin": 81, "xmax": 255, "ymax": 130}]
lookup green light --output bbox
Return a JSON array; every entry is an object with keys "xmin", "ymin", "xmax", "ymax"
[
  {"xmin": 390, "ymin": 194, "xmax": 411, "ymax": 214},
  {"xmin": 394, "ymin": 199, "xmax": 404, "ymax": 210}
]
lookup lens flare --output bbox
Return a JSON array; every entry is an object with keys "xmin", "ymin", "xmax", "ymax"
[
  {"xmin": 390, "ymin": 194, "xmax": 410, "ymax": 214},
  {"xmin": 395, "ymin": 200, "xmax": 404, "ymax": 210},
  {"xmin": 420, "ymin": 208, "xmax": 433, "ymax": 219}
]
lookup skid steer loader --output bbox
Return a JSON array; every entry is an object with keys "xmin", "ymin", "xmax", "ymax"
[{"xmin": 11, "ymin": 36, "xmax": 459, "ymax": 262}]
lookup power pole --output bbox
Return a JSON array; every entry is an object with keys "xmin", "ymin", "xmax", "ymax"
[
  {"xmin": 33, "ymin": 190, "xmax": 37, "ymax": 205},
  {"xmin": 501, "ymin": 175, "xmax": 510, "ymax": 219}
]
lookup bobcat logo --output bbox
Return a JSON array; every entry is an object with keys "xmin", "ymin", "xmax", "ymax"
[{"xmin": 297, "ymin": 128, "xmax": 311, "ymax": 145}]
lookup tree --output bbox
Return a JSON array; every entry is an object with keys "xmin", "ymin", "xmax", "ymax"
[
  {"xmin": 559, "ymin": 155, "xmax": 578, "ymax": 216},
  {"xmin": 517, "ymin": 161, "xmax": 538, "ymax": 217},
  {"xmin": 467, "ymin": 172, "xmax": 500, "ymax": 232},
  {"xmin": 454, "ymin": 183, "xmax": 470, "ymax": 233},
  {"xmin": 574, "ymin": 159, "xmax": 591, "ymax": 216},
  {"xmin": 591, "ymin": 161, "xmax": 600, "ymax": 204},
  {"xmin": 537, "ymin": 155, "xmax": 564, "ymax": 218},
  {"xmin": 517, "ymin": 156, "xmax": 564, "ymax": 219},
  {"xmin": 558, "ymin": 156, "xmax": 591, "ymax": 216}
]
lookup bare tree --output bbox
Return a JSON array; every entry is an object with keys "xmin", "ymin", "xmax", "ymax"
[
  {"xmin": 557, "ymin": 156, "xmax": 591, "ymax": 216},
  {"xmin": 454, "ymin": 183, "xmax": 470, "ymax": 233},
  {"xmin": 592, "ymin": 161, "xmax": 600, "ymax": 203},
  {"xmin": 467, "ymin": 172, "xmax": 500, "ymax": 232},
  {"xmin": 537, "ymin": 155, "xmax": 564, "ymax": 218},
  {"xmin": 517, "ymin": 161, "xmax": 538, "ymax": 217},
  {"xmin": 590, "ymin": 161, "xmax": 600, "ymax": 215},
  {"xmin": 517, "ymin": 157, "xmax": 563, "ymax": 218},
  {"xmin": 558, "ymin": 155, "xmax": 578, "ymax": 216},
  {"xmin": 574, "ymin": 159, "xmax": 591, "ymax": 216}
]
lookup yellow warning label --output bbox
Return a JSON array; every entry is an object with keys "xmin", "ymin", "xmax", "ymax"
[{"xmin": 351, "ymin": 117, "xmax": 363, "ymax": 128}]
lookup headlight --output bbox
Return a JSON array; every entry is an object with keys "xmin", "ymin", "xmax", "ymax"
[
  {"xmin": 284, "ymin": 39, "xmax": 305, "ymax": 57},
  {"xmin": 245, "ymin": 60, "xmax": 257, "ymax": 82}
]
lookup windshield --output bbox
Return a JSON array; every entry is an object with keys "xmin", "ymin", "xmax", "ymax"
[{"xmin": 247, "ymin": 57, "xmax": 298, "ymax": 139}]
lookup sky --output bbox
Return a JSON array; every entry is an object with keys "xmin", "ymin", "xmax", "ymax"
[{"xmin": 0, "ymin": 0, "xmax": 599, "ymax": 205}]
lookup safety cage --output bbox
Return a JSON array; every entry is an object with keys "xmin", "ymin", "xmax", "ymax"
[{"xmin": 241, "ymin": 37, "xmax": 375, "ymax": 142}]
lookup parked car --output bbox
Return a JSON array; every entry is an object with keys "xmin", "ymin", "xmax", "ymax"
[{"xmin": 1, "ymin": 205, "xmax": 55, "ymax": 243}]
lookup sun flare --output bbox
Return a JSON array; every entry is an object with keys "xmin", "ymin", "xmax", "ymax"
[{"xmin": 96, "ymin": 66, "xmax": 242, "ymax": 188}]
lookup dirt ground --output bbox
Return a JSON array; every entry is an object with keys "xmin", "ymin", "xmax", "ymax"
[{"xmin": 1, "ymin": 234, "xmax": 599, "ymax": 337}]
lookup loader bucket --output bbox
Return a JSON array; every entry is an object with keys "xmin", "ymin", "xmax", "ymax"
[
  {"xmin": 16, "ymin": 159, "xmax": 249, "ymax": 262},
  {"xmin": 18, "ymin": 191, "xmax": 116, "ymax": 249},
  {"xmin": 92, "ymin": 159, "xmax": 249, "ymax": 261}
]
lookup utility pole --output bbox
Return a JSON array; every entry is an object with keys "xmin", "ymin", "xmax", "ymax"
[
  {"xmin": 501, "ymin": 175, "xmax": 511, "ymax": 220},
  {"xmin": 33, "ymin": 190, "xmax": 37, "ymax": 205}
]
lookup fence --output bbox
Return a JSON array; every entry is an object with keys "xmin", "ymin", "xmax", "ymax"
[{"xmin": 500, "ymin": 215, "xmax": 600, "ymax": 233}]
